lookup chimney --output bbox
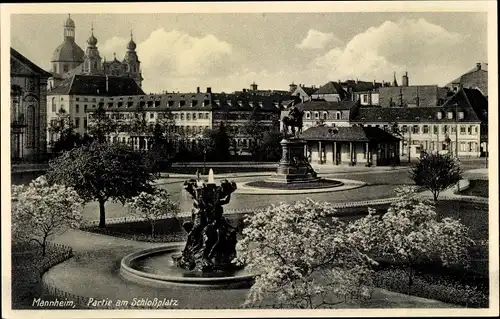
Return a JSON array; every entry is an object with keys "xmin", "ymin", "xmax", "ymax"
[
  {"xmin": 402, "ymin": 71, "xmax": 409, "ymax": 87},
  {"xmin": 206, "ymin": 87, "xmax": 212, "ymax": 93},
  {"xmin": 197, "ymin": 87, "xmax": 200, "ymax": 93},
  {"xmin": 476, "ymin": 63, "xmax": 482, "ymax": 71}
]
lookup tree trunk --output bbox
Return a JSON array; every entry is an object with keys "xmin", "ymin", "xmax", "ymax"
[
  {"xmin": 432, "ymin": 191, "xmax": 439, "ymax": 202},
  {"xmin": 407, "ymin": 264, "xmax": 414, "ymax": 295},
  {"xmin": 151, "ymin": 222, "xmax": 155, "ymax": 238},
  {"xmin": 41, "ymin": 236, "xmax": 47, "ymax": 257},
  {"xmin": 98, "ymin": 198, "xmax": 106, "ymax": 228}
]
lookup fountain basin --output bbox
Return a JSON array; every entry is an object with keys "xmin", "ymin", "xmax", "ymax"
[
  {"xmin": 120, "ymin": 243, "xmax": 255, "ymax": 289},
  {"xmin": 236, "ymin": 178, "xmax": 366, "ymax": 195}
]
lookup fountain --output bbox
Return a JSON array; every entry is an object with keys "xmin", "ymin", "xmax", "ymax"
[
  {"xmin": 238, "ymin": 104, "xmax": 354, "ymax": 193},
  {"xmin": 120, "ymin": 169, "xmax": 255, "ymax": 289}
]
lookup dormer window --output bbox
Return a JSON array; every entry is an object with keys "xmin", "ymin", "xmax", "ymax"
[
  {"xmin": 259, "ymin": 101, "xmax": 263, "ymax": 108},
  {"xmin": 180, "ymin": 100, "xmax": 186, "ymax": 107},
  {"xmin": 314, "ymin": 112, "xmax": 319, "ymax": 119},
  {"xmin": 447, "ymin": 112, "xmax": 453, "ymax": 119},
  {"xmin": 214, "ymin": 100, "xmax": 220, "ymax": 106},
  {"xmin": 203, "ymin": 99, "xmax": 209, "ymax": 107},
  {"xmin": 336, "ymin": 112, "xmax": 341, "ymax": 120},
  {"xmin": 237, "ymin": 101, "xmax": 243, "ymax": 107},
  {"xmin": 227, "ymin": 100, "xmax": 232, "ymax": 107},
  {"xmin": 249, "ymin": 101, "xmax": 254, "ymax": 108},
  {"xmin": 437, "ymin": 112, "xmax": 442, "ymax": 119},
  {"xmin": 306, "ymin": 112, "xmax": 311, "ymax": 119},
  {"xmin": 168, "ymin": 100, "xmax": 174, "ymax": 107},
  {"xmin": 458, "ymin": 111, "xmax": 464, "ymax": 119},
  {"xmin": 322, "ymin": 112, "xmax": 327, "ymax": 120}
]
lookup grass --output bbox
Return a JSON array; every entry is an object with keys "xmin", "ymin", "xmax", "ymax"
[
  {"xmin": 246, "ymin": 179, "xmax": 342, "ymax": 190},
  {"xmin": 460, "ymin": 180, "xmax": 489, "ymax": 198}
]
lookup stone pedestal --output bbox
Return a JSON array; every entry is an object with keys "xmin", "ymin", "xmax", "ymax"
[{"xmin": 269, "ymin": 138, "xmax": 320, "ymax": 183}]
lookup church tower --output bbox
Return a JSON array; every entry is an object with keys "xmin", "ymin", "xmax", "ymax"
[
  {"xmin": 122, "ymin": 31, "xmax": 143, "ymax": 87},
  {"xmin": 82, "ymin": 24, "xmax": 102, "ymax": 75},
  {"xmin": 51, "ymin": 14, "xmax": 84, "ymax": 75}
]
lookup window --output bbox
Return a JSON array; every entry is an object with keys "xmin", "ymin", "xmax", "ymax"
[
  {"xmin": 63, "ymin": 64, "xmax": 69, "ymax": 72},
  {"xmin": 51, "ymin": 98, "xmax": 56, "ymax": 112},
  {"xmin": 336, "ymin": 112, "xmax": 341, "ymax": 120},
  {"xmin": 412, "ymin": 125, "xmax": 419, "ymax": 134},
  {"xmin": 467, "ymin": 126, "xmax": 472, "ymax": 135},
  {"xmin": 84, "ymin": 118, "xmax": 88, "ymax": 129},
  {"xmin": 314, "ymin": 112, "xmax": 319, "ymax": 119},
  {"xmin": 187, "ymin": 113, "xmax": 191, "ymax": 120},
  {"xmin": 443, "ymin": 125, "xmax": 448, "ymax": 134},
  {"xmin": 174, "ymin": 113, "xmax": 180, "ymax": 120},
  {"xmin": 75, "ymin": 117, "xmax": 80, "ymax": 128},
  {"xmin": 447, "ymin": 112, "xmax": 453, "ymax": 119},
  {"xmin": 402, "ymin": 125, "xmax": 408, "ymax": 133},
  {"xmin": 460, "ymin": 125, "xmax": 466, "ymax": 134},
  {"xmin": 362, "ymin": 94, "xmax": 368, "ymax": 103},
  {"xmin": 180, "ymin": 100, "xmax": 186, "ymax": 107},
  {"xmin": 180, "ymin": 113, "xmax": 185, "ymax": 120},
  {"xmin": 205, "ymin": 113, "xmax": 209, "ymax": 119},
  {"xmin": 193, "ymin": 113, "xmax": 197, "ymax": 120},
  {"xmin": 76, "ymin": 105, "xmax": 80, "ymax": 114},
  {"xmin": 76, "ymin": 97, "xmax": 80, "ymax": 102},
  {"xmin": 451, "ymin": 126, "xmax": 456, "ymax": 133},
  {"xmin": 460, "ymin": 141, "xmax": 466, "ymax": 152},
  {"xmin": 423, "ymin": 125, "xmax": 429, "ymax": 134},
  {"xmin": 198, "ymin": 112, "xmax": 203, "ymax": 119},
  {"xmin": 84, "ymin": 105, "xmax": 88, "ymax": 112},
  {"xmin": 458, "ymin": 112, "xmax": 464, "ymax": 119},
  {"xmin": 473, "ymin": 126, "xmax": 478, "ymax": 135},
  {"xmin": 306, "ymin": 112, "xmax": 311, "ymax": 119},
  {"xmin": 168, "ymin": 101, "xmax": 175, "ymax": 107},
  {"xmin": 150, "ymin": 113, "xmax": 154, "ymax": 119},
  {"xmin": 436, "ymin": 112, "xmax": 442, "ymax": 120},
  {"xmin": 433, "ymin": 125, "xmax": 439, "ymax": 134},
  {"xmin": 323, "ymin": 112, "xmax": 327, "ymax": 120}
]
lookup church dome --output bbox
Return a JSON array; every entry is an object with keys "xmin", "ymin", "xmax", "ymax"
[
  {"xmin": 127, "ymin": 39, "xmax": 136, "ymax": 51},
  {"xmin": 51, "ymin": 40, "xmax": 84, "ymax": 62},
  {"xmin": 87, "ymin": 33, "xmax": 98, "ymax": 46},
  {"xmin": 65, "ymin": 16, "xmax": 75, "ymax": 28}
]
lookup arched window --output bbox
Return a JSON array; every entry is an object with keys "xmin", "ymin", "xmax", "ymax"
[
  {"xmin": 26, "ymin": 105, "xmax": 35, "ymax": 148},
  {"xmin": 336, "ymin": 112, "xmax": 341, "ymax": 120}
]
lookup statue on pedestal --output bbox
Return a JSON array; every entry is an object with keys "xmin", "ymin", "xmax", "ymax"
[
  {"xmin": 174, "ymin": 170, "xmax": 239, "ymax": 273},
  {"xmin": 282, "ymin": 103, "xmax": 304, "ymax": 138}
]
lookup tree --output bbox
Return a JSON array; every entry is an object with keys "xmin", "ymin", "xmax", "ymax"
[
  {"xmin": 256, "ymin": 130, "xmax": 283, "ymax": 161},
  {"xmin": 410, "ymin": 153, "xmax": 462, "ymax": 201},
  {"xmin": 243, "ymin": 108, "xmax": 266, "ymax": 157},
  {"xmin": 348, "ymin": 186, "xmax": 473, "ymax": 292},
  {"xmin": 125, "ymin": 189, "xmax": 180, "ymax": 238},
  {"xmin": 206, "ymin": 122, "xmax": 231, "ymax": 161},
  {"xmin": 237, "ymin": 199, "xmax": 376, "ymax": 309},
  {"xmin": 87, "ymin": 105, "xmax": 118, "ymax": 143},
  {"xmin": 48, "ymin": 107, "xmax": 90, "ymax": 154},
  {"xmin": 11, "ymin": 176, "xmax": 84, "ymax": 256},
  {"xmin": 46, "ymin": 141, "xmax": 155, "ymax": 228}
]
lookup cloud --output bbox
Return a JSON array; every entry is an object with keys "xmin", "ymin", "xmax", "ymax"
[
  {"xmin": 296, "ymin": 29, "xmax": 343, "ymax": 50},
  {"xmin": 99, "ymin": 29, "xmax": 233, "ymax": 93},
  {"xmin": 309, "ymin": 18, "xmax": 467, "ymax": 85}
]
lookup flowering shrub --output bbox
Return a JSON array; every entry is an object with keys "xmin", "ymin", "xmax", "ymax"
[
  {"xmin": 348, "ymin": 186, "xmax": 474, "ymax": 290},
  {"xmin": 125, "ymin": 189, "xmax": 180, "ymax": 238},
  {"xmin": 11, "ymin": 176, "xmax": 84, "ymax": 256},
  {"xmin": 237, "ymin": 198, "xmax": 377, "ymax": 309}
]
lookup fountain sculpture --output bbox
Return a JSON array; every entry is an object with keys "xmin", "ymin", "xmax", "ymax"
[{"xmin": 173, "ymin": 169, "xmax": 240, "ymax": 273}]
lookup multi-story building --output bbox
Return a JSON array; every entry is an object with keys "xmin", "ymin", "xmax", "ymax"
[
  {"xmin": 82, "ymin": 88, "xmax": 287, "ymax": 152},
  {"xmin": 446, "ymin": 63, "xmax": 488, "ymax": 97},
  {"xmin": 46, "ymin": 74, "xmax": 145, "ymax": 149},
  {"xmin": 350, "ymin": 88, "xmax": 483, "ymax": 158},
  {"xmin": 11, "ymin": 48, "xmax": 52, "ymax": 162},
  {"xmin": 49, "ymin": 14, "xmax": 143, "ymax": 90}
]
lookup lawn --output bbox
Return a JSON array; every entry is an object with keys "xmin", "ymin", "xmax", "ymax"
[{"xmin": 460, "ymin": 180, "xmax": 489, "ymax": 198}]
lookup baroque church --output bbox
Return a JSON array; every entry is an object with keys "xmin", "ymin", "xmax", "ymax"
[{"xmin": 49, "ymin": 14, "xmax": 143, "ymax": 90}]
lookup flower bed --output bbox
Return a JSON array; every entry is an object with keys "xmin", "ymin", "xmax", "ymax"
[
  {"xmin": 12, "ymin": 242, "xmax": 73, "ymax": 309},
  {"xmin": 373, "ymin": 266, "xmax": 488, "ymax": 308}
]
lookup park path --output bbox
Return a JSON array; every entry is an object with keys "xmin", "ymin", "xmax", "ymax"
[{"xmin": 38, "ymin": 167, "xmax": 490, "ymax": 309}]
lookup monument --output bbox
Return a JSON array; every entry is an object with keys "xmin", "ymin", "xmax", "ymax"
[
  {"xmin": 173, "ymin": 169, "xmax": 240, "ymax": 273},
  {"xmin": 271, "ymin": 104, "xmax": 319, "ymax": 183}
]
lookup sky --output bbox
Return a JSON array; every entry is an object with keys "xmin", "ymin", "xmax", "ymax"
[{"xmin": 10, "ymin": 12, "xmax": 488, "ymax": 94}]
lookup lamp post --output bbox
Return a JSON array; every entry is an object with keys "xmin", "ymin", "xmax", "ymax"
[{"xmin": 455, "ymin": 103, "xmax": 459, "ymax": 159}]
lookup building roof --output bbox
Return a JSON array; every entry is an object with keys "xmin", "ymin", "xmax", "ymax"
[
  {"xmin": 11, "ymin": 48, "xmax": 53, "ymax": 77},
  {"xmin": 378, "ymin": 85, "xmax": 449, "ymax": 107},
  {"xmin": 295, "ymin": 100, "xmax": 357, "ymax": 111},
  {"xmin": 313, "ymin": 81, "xmax": 347, "ymax": 98},
  {"xmin": 300, "ymin": 126, "xmax": 400, "ymax": 142},
  {"xmin": 443, "ymin": 88, "xmax": 488, "ymax": 122},
  {"xmin": 350, "ymin": 104, "xmax": 481, "ymax": 124},
  {"xmin": 51, "ymin": 38, "xmax": 85, "ymax": 62},
  {"xmin": 292, "ymin": 86, "xmax": 317, "ymax": 96},
  {"xmin": 340, "ymin": 79, "xmax": 384, "ymax": 92},
  {"xmin": 48, "ymin": 74, "xmax": 145, "ymax": 96},
  {"xmin": 446, "ymin": 63, "xmax": 488, "ymax": 96}
]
